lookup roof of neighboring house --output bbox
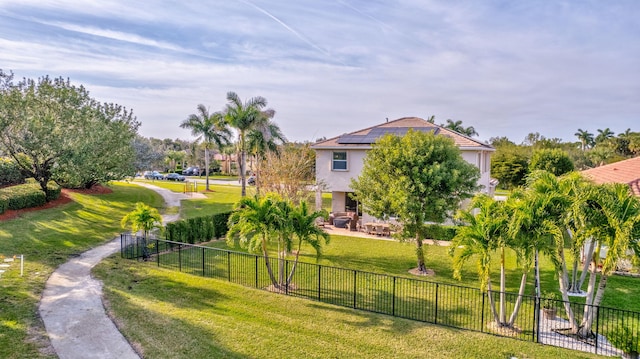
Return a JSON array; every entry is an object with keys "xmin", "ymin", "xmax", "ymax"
[
  {"xmin": 310, "ymin": 117, "xmax": 494, "ymax": 151},
  {"xmin": 581, "ymin": 156, "xmax": 640, "ymax": 196}
]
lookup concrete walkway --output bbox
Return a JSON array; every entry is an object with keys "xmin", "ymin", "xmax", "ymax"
[{"xmin": 39, "ymin": 183, "xmax": 202, "ymax": 359}]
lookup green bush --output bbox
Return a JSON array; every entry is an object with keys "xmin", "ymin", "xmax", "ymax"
[
  {"xmin": 423, "ymin": 224, "xmax": 458, "ymax": 241},
  {"xmin": 0, "ymin": 182, "xmax": 61, "ymax": 214},
  {"xmin": 165, "ymin": 212, "xmax": 231, "ymax": 243},
  {"xmin": 0, "ymin": 157, "xmax": 25, "ymax": 186}
]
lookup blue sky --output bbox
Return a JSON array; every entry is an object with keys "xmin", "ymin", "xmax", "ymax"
[{"xmin": 1, "ymin": 0, "xmax": 638, "ymax": 144}]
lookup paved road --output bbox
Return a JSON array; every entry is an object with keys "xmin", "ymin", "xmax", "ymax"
[{"xmin": 39, "ymin": 183, "xmax": 201, "ymax": 359}]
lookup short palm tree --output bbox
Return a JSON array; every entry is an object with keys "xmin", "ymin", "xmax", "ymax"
[
  {"xmin": 121, "ymin": 202, "xmax": 162, "ymax": 260},
  {"xmin": 180, "ymin": 104, "xmax": 231, "ymax": 190},
  {"xmin": 224, "ymin": 92, "xmax": 275, "ymax": 197},
  {"xmin": 287, "ymin": 201, "xmax": 329, "ymax": 284}
]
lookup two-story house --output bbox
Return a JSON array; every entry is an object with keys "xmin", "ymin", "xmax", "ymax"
[{"xmin": 310, "ymin": 117, "xmax": 496, "ymax": 224}]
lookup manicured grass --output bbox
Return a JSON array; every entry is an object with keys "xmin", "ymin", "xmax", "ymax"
[
  {"xmin": 0, "ymin": 183, "xmax": 163, "ymax": 358},
  {"xmin": 94, "ymin": 257, "xmax": 601, "ymax": 359}
]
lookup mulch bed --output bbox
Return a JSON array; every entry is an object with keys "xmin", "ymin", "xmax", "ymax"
[{"xmin": 0, "ymin": 185, "xmax": 113, "ymax": 222}]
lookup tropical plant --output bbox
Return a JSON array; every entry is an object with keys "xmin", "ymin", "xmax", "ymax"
[
  {"xmin": 529, "ymin": 149, "xmax": 574, "ymax": 176},
  {"xmin": 120, "ymin": 202, "xmax": 163, "ymax": 239},
  {"xmin": 451, "ymin": 194, "xmax": 513, "ymax": 327},
  {"xmin": 180, "ymin": 104, "xmax": 231, "ymax": 190},
  {"xmin": 574, "ymin": 129, "xmax": 594, "ymax": 151},
  {"xmin": 443, "ymin": 119, "xmax": 478, "ymax": 137},
  {"xmin": 595, "ymin": 128, "xmax": 615, "ymax": 144},
  {"xmin": 352, "ymin": 130, "xmax": 480, "ymax": 274},
  {"xmin": 246, "ymin": 118, "xmax": 286, "ymax": 195},
  {"xmin": 226, "ymin": 194, "xmax": 329, "ymax": 290},
  {"xmin": 224, "ymin": 91, "xmax": 275, "ymax": 197}
]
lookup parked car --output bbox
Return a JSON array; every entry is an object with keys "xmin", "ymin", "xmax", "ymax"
[
  {"xmin": 247, "ymin": 175, "xmax": 256, "ymax": 185},
  {"xmin": 183, "ymin": 167, "xmax": 200, "ymax": 176},
  {"xmin": 165, "ymin": 173, "xmax": 186, "ymax": 181},
  {"xmin": 143, "ymin": 171, "xmax": 165, "ymax": 180}
]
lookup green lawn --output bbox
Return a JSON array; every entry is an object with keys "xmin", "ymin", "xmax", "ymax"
[
  {"xmin": 94, "ymin": 257, "xmax": 602, "ymax": 359},
  {"xmin": 0, "ymin": 182, "xmax": 163, "ymax": 358}
]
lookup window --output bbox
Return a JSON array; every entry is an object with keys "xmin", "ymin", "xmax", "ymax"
[
  {"xmin": 332, "ymin": 151, "xmax": 347, "ymax": 170},
  {"xmin": 345, "ymin": 192, "xmax": 361, "ymax": 215}
]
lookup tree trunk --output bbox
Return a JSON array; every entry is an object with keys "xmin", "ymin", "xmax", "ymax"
[
  {"xmin": 499, "ymin": 247, "xmax": 506, "ymax": 323},
  {"xmin": 240, "ymin": 149, "xmax": 246, "ymax": 197},
  {"xmin": 578, "ymin": 239, "xmax": 595, "ymax": 290},
  {"xmin": 262, "ymin": 238, "xmax": 278, "ymax": 289},
  {"xmin": 578, "ymin": 244, "xmax": 601, "ymax": 338},
  {"xmin": 204, "ymin": 147, "xmax": 210, "ymax": 191},
  {"xmin": 487, "ymin": 281, "xmax": 500, "ymax": 324},
  {"xmin": 507, "ymin": 272, "xmax": 527, "ymax": 326},
  {"xmin": 415, "ymin": 234, "xmax": 427, "ymax": 273}
]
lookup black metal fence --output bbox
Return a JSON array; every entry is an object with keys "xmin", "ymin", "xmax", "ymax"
[{"xmin": 121, "ymin": 234, "xmax": 638, "ymax": 357}]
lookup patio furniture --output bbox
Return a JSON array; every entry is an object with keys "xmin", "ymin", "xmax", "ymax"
[{"xmin": 333, "ymin": 216, "xmax": 351, "ymax": 229}]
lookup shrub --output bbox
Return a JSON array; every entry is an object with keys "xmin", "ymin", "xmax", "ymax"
[
  {"xmin": 0, "ymin": 183, "xmax": 46, "ymax": 211},
  {"xmin": 608, "ymin": 325, "xmax": 639, "ymax": 355},
  {"xmin": 423, "ymin": 224, "xmax": 458, "ymax": 241},
  {"xmin": 0, "ymin": 158, "xmax": 25, "ymax": 186},
  {"xmin": 165, "ymin": 212, "xmax": 231, "ymax": 243}
]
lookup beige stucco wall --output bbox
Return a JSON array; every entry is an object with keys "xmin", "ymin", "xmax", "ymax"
[{"xmin": 317, "ymin": 148, "xmax": 493, "ymax": 195}]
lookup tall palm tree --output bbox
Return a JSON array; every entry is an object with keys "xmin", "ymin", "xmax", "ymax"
[
  {"xmin": 224, "ymin": 91, "xmax": 275, "ymax": 197},
  {"xmin": 180, "ymin": 104, "xmax": 231, "ymax": 191},
  {"xmin": 444, "ymin": 119, "xmax": 478, "ymax": 137},
  {"xmin": 595, "ymin": 128, "xmax": 615, "ymax": 144},
  {"xmin": 247, "ymin": 119, "xmax": 286, "ymax": 195},
  {"xmin": 574, "ymin": 129, "xmax": 594, "ymax": 151}
]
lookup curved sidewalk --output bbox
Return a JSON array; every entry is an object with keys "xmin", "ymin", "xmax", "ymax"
[{"xmin": 39, "ymin": 183, "xmax": 202, "ymax": 359}]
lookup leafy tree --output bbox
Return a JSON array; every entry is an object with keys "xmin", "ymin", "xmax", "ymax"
[
  {"xmin": 351, "ymin": 130, "xmax": 480, "ymax": 274},
  {"xmin": 260, "ymin": 143, "xmax": 316, "ymax": 204},
  {"xmin": 574, "ymin": 129, "xmax": 594, "ymax": 151},
  {"xmin": 489, "ymin": 136, "xmax": 516, "ymax": 147},
  {"xmin": 224, "ymin": 91, "xmax": 275, "ymax": 197},
  {"xmin": 529, "ymin": 149, "xmax": 574, "ymax": 176},
  {"xmin": 0, "ymin": 70, "xmax": 138, "ymax": 193},
  {"xmin": 490, "ymin": 149, "xmax": 529, "ymax": 189},
  {"xmin": 164, "ymin": 150, "xmax": 185, "ymax": 172},
  {"xmin": 180, "ymin": 104, "xmax": 231, "ymax": 190},
  {"xmin": 132, "ymin": 136, "xmax": 165, "ymax": 172}
]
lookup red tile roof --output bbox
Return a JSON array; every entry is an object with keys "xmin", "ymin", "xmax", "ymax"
[
  {"xmin": 581, "ymin": 156, "xmax": 640, "ymax": 196},
  {"xmin": 311, "ymin": 117, "xmax": 493, "ymax": 150}
]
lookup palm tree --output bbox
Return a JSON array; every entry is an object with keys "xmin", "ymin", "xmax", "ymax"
[
  {"xmin": 247, "ymin": 119, "xmax": 286, "ymax": 195},
  {"xmin": 575, "ymin": 183, "xmax": 640, "ymax": 338},
  {"xmin": 451, "ymin": 194, "xmax": 513, "ymax": 326},
  {"xmin": 286, "ymin": 201, "xmax": 329, "ymax": 285},
  {"xmin": 180, "ymin": 104, "xmax": 231, "ymax": 191},
  {"xmin": 443, "ymin": 119, "xmax": 478, "ymax": 137},
  {"xmin": 226, "ymin": 194, "xmax": 282, "ymax": 287},
  {"xmin": 595, "ymin": 128, "xmax": 615, "ymax": 144},
  {"xmin": 224, "ymin": 91, "xmax": 275, "ymax": 197},
  {"xmin": 574, "ymin": 129, "xmax": 594, "ymax": 151},
  {"xmin": 121, "ymin": 202, "xmax": 163, "ymax": 260}
]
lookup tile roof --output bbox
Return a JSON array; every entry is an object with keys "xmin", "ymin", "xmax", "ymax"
[
  {"xmin": 581, "ymin": 156, "xmax": 640, "ymax": 196},
  {"xmin": 310, "ymin": 117, "xmax": 494, "ymax": 150}
]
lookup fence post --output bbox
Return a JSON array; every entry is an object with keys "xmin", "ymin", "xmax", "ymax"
[
  {"xmin": 227, "ymin": 251, "xmax": 231, "ymax": 282},
  {"xmin": 156, "ymin": 239, "xmax": 160, "ymax": 266},
  {"xmin": 202, "ymin": 247, "xmax": 205, "ymax": 276},
  {"xmin": 317, "ymin": 265, "xmax": 321, "ymax": 301},
  {"xmin": 353, "ymin": 270, "xmax": 357, "ymax": 309},
  {"xmin": 434, "ymin": 283, "xmax": 439, "ymax": 324},
  {"xmin": 285, "ymin": 260, "xmax": 289, "ymax": 295},
  {"xmin": 595, "ymin": 305, "xmax": 600, "ymax": 355},
  {"xmin": 255, "ymin": 256, "xmax": 258, "ymax": 288},
  {"xmin": 178, "ymin": 244, "xmax": 182, "ymax": 272},
  {"xmin": 533, "ymin": 295, "xmax": 540, "ymax": 343},
  {"xmin": 392, "ymin": 276, "xmax": 396, "ymax": 316}
]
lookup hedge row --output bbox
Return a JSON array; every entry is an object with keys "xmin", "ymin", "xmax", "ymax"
[
  {"xmin": 422, "ymin": 224, "xmax": 458, "ymax": 241},
  {"xmin": 0, "ymin": 158, "xmax": 25, "ymax": 186},
  {"xmin": 165, "ymin": 212, "xmax": 231, "ymax": 244},
  {"xmin": 0, "ymin": 182, "xmax": 62, "ymax": 214}
]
